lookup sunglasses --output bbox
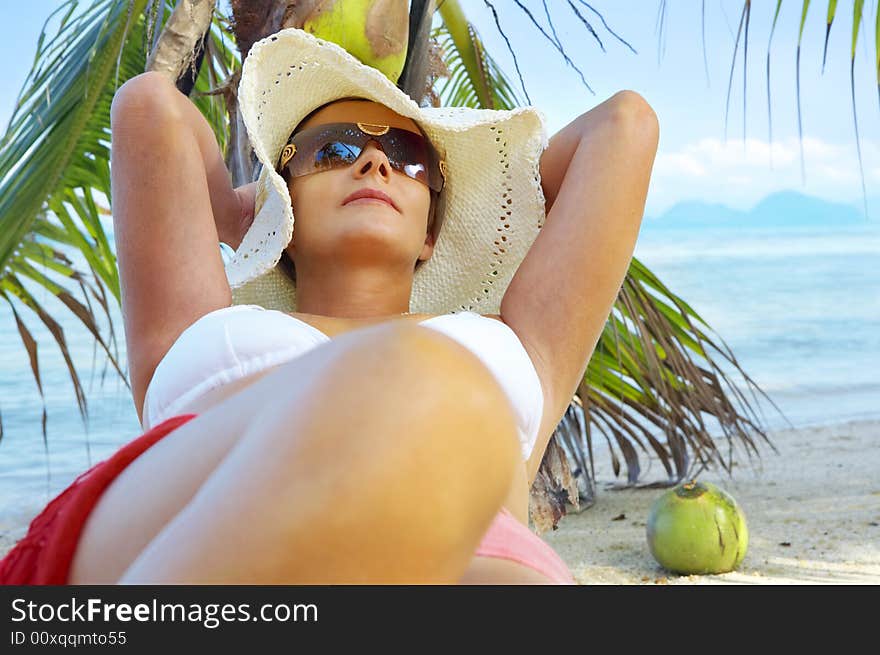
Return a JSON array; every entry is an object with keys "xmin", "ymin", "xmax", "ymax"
[{"xmin": 275, "ymin": 122, "xmax": 447, "ymax": 193}]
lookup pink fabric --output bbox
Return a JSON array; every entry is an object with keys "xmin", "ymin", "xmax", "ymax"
[
  {"xmin": 0, "ymin": 413, "xmax": 575, "ymax": 585},
  {"xmin": 474, "ymin": 507, "xmax": 576, "ymax": 584}
]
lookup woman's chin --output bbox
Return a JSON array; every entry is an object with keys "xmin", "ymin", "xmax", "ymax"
[
  {"xmin": 326, "ymin": 223, "xmax": 415, "ymax": 252},
  {"xmin": 334, "ymin": 209, "xmax": 410, "ymax": 235}
]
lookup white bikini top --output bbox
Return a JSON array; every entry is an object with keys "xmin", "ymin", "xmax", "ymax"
[{"xmin": 142, "ymin": 305, "xmax": 545, "ymax": 460}]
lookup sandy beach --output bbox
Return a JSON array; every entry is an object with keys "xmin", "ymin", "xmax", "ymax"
[
  {"xmin": 1, "ymin": 417, "xmax": 877, "ymax": 584},
  {"xmin": 543, "ymin": 418, "xmax": 880, "ymax": 584}
]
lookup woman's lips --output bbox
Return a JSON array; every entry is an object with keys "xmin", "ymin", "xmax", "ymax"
[
  {"xmin": 342, "ymin": 188, "xmax": 400, "ymax": 212},
  {"xmin": 346, "ymin": 197, "xmax": 395, "ymax": 209}
]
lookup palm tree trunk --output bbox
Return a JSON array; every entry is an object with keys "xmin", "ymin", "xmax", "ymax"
[
  {"xmin": 397, "ymin": 0, "xmax": 437, "ymax": 105},
  {"xmin": 146, "ymin": 0, "xmax": 216, "ymax": 83}
]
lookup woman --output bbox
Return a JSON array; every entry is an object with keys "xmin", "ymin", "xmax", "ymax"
[{"xmin": 0, "ymin": 29, "xmax": 658, "ymax": 585}]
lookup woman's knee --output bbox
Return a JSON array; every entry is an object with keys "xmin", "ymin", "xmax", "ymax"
[
  {"xmin": 218, "ymin": 320, "xmax": 522, "ymax": 483},
  {"xmin": 247, "ymin": 321, "xmax": 522, "ymax": 503},
  {"xmin": 318, "ymin": 322, "xmax": 520, "ymax": 457}
]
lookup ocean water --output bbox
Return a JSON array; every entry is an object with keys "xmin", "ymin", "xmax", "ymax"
[
  {"xmin": 1, "ymin": 221, "xmax": 878, "ymax": 529},
  {"xmin": 632, "ymin": 221, "xmax": 880, "ymax": 433}
]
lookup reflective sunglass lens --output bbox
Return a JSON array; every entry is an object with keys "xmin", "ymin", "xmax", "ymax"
[
  {"xmin": 284, "ymin": 123, "xmax": 442, "ymax": 191},
  {"xmin": 314, "ymin": 142, "xmax": 361, "ymax": 169},
  {"xmin": 402, "ymin": 162, "xmax": 428, "ymax": 186}
]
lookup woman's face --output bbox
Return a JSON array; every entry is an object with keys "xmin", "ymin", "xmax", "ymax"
[{"xmin": 283, "ymin": 99, "xmax": 434, "ymax": 274}]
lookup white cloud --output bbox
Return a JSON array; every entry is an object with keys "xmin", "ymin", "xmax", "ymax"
[{"xmin": 646, "ymin": 135, "xmax": 880, "ymax": 216}]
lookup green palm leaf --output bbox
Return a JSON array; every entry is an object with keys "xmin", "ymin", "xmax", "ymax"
[
  {"xmin": 823, "ymin": 0, "xmax": 839, "ymax": 72},
  {"xmin": 0, "ymin": 0, "xmax": 152, "ymax": 438},
  {"xmin": 875, "ymin": 0, "xmax": 880, "ymax": 108},
  {"xmin": 434, "ymin": 2, "xmax": 525, "ymax": 110},
  {"xmin": 796, "ymin": 1, "xmax": 812, "ymax": 184},
  {"xmin": 767, "ymin": 0, "xmax": 783, "ymax": 168},
  {"xmin": 849, "ymin": 0, "xmax": 869, "ymax": 218},
  {"xmin": 0, "ymin": 0, "xmax": 239, "ymax": 439}
]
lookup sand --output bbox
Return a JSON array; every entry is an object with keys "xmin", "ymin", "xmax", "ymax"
[
  {"xmin": 541, "ymin": 418, "xmax": 880, "ymax": 584},
  {"xmin": 2, "ymin": 418, "xmax": 877, "ymax": 584}
]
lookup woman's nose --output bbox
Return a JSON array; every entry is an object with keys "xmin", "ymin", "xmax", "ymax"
[{"xmin": 353, "ymin": 141, "xmax": 391, "ymax": 183}]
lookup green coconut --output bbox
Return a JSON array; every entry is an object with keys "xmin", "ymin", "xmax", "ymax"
[
  {"xmin": 302, "ymin": 0, "xmax": 409, "ymax": 84},
  {"xmin": 646, "ymin": 480, "xmax": 748, "ymax": 575}
]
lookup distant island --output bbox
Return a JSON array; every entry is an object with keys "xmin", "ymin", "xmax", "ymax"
[{"xmin": 644, "ymin": 191, "xmax": 877, "ymax": 229}]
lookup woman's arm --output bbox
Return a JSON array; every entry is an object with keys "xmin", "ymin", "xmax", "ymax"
[
  {"xmin": 499, "ymin": 90, "xmax": 660, "ymax": 485},
  {"xmin": 110, "ymin": 72, "xmax": 259, "ymax": 422},
  {"xmin": 225, "ymin": 181, "xmax": 258, "ymax": 249}
]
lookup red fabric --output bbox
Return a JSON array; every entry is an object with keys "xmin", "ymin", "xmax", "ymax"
[
  {"xmin": 474, "ymin": 507, "xmax": 576, "ymax": 584},
  {"xmin": 0, "ymin": 414, "xmax": 197, "ymax": 585},
  {"xmin": 1, "ymin": 412, "xmax": 575, "ymax": 585}
]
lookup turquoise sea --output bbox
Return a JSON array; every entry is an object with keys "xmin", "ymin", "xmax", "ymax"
[{"xmin": 1, "ymin": 221, "xmax": 879, "ymax": 530}]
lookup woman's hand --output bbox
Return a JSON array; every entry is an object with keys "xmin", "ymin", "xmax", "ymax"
[{"xmin": 217, "ymin": 181, "xmax": 258, "ymax": 250}]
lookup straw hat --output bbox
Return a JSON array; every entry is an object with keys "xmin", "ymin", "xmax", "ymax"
[{"xmin": 226, "ymin": 28, "xmax": 549, "ymax": 315}]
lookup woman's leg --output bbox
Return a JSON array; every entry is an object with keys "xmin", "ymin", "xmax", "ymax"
[{"xmin": 70, "ymin": 322, "xmax": 522, "ymax": 584}]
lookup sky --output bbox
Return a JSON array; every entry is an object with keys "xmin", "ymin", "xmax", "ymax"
[{"xmin": 1, "ymin": 1, "xmax": 878, "ymax": 218}]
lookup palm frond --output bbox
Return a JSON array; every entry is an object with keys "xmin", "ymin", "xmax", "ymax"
[
  {"xmin": 509, "ymin": 0, "xmax": 594, "ymax": 93},
  {"xmin": 0, "ymin": 0, "xmax": 241, "ymax": 437},
  {"xmin": 796, "ymin": 0, "xmax": 812, "ymax": 184},
  {"xmin": 567, "ymin": 0, "xmax": 639, "ymax": 55},
  {"xmin": 713, "ymin": 1, "xmax": 874, "ymax": 214},
  {"xmin": 724, "ymin": 2, "xmax": 749, "ymax": 142},
  {"xmin": 702, "ymin": 0, "xmax": 710, "ymax": 85},
  {"xmin": 823, "ymin": 0, "xmax": 839, "ymax": 72},
  {"xmin": 767, "ymin": 0, "xmax": 783, "ymax": 169},
  {"xmin": 875, "ymin": 0, "xmax": 879, "ymax": 109},
  {"xmin": 850, "ymin": 0, "xmax": 869, "ymax": 218},
  {"xmin": 0, "ymin": 0, "xmax": 151, "ymax": 437},
  {"xmin": 435, "ymin": 2, "xmax": 516, "ymax": 109}
]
